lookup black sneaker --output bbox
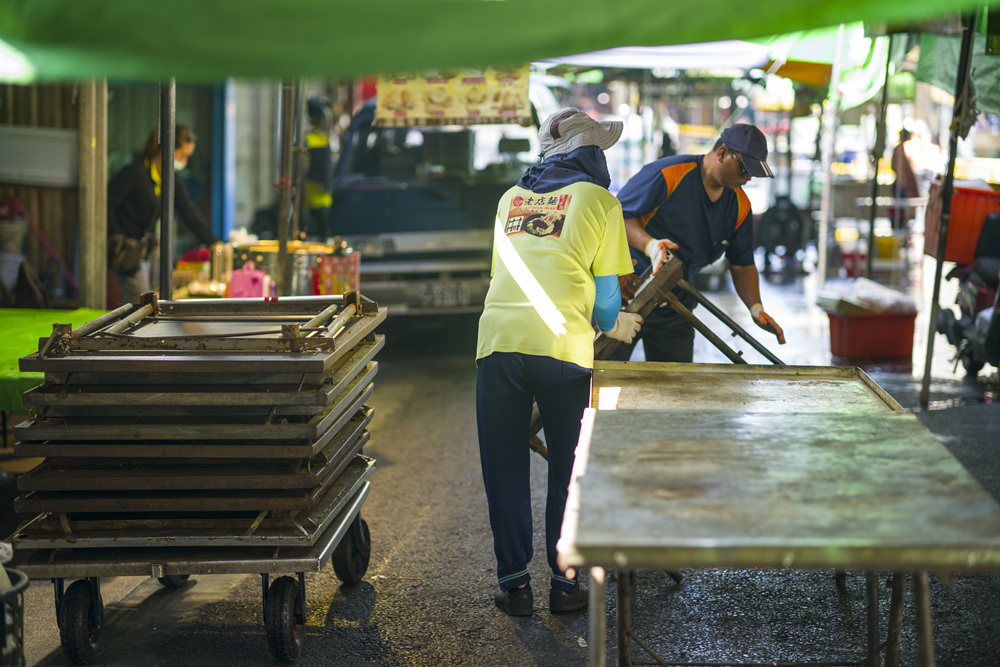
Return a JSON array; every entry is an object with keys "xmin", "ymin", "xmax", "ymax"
[
  {"xmin": 550, "ymin": 585, "xmax": 588, "ymax": 613},
  {"xmin": 494, "ymin": 584, "xmax": 533, "ymax": 616}
]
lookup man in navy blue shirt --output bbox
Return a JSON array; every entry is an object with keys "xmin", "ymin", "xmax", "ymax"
[{"xmin": 613, "ymin": 123, "xmax": 786, "ymax": 362}]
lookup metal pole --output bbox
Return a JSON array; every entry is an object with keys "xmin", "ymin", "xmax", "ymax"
[
  {"xmin": 589, "ymin": 567, "xmax": 606, "ymax": 667},
  {"xmin": 158, "ymin": 79, "xmax": 176, "ymax": 301},
  {"xmin": 291, "ymin": 78, "xmax": 307, "ymax": 241},
  {"xmin": 94, "ymin": 79, "xmax": 107, "ymax": 307},
  {"xmin": 615, "ymin": 570, "xmax": 632, "ymax": 667},
  {"xmin": 816, "ymin": 24, "xmax": 847, "ymax": 290},
  {"xmin": 104, "ymin": 304, "xmax": 155, "ymax": 335},
  {"xmin": 664, "ymin": 293, "xmax": 748, "ymax": 364},
  {"xmin": 677, "ymin": 279, "xmax": 785, "ymax": 364},
  {"xmin": 865, "ymin": 570, "xmax": 880, "ymax": 667},
  {"xmin": 77, "ymin": 80, "xmax": 99, "ymax": 307},
  {"xmin": 317, "ymin": 303, "xmax": 356, "ymax": 337},
  {"xmin": 866, "ymin": 36, "xmax": 892, "ymax": 279},
  {"xmin": 914, "ymin": 570, "xmax": 935, "ymax": 666},
  {"xmin": 920, "ymin": 10, "xmax": 979, "ymax": 409},
  {"xmin": 885, "ymin": 572, "xmax": 907, "ymax": 667},
  {"xmin": 276, "ymin": 80, "xmax": 296, "ymax": 295},
  {"xmin": 71, "ymin": 303, "xmax": 133, "ymax": 338},
  {"xmin": 784, "ymin": 105, "xmax": 793, "ymax": 198}
]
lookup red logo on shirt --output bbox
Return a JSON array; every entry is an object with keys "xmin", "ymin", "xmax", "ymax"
[{"xmin": 503, "ymin": 195, "xmax": 571, "ymax": 239}]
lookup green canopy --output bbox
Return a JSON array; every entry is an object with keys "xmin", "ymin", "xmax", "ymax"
[
  {"xmin": 0, "ymin": 0, "xmax": 991, "ymax": 83},
  {"xmin": 917, "ymin": 32, "xmax": 1000, "ymax": 115},
  {"xmin": 751, "ymin": 23, "xmax": 894, "ymax": 108}
]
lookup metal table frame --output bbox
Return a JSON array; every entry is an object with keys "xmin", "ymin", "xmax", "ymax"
[
  {"xmin": 13, "ymin": 472, "xmax": 372, "ymax": 579},
  {"xmin": 560, "ymin": 408, "xmax": 1000, "ymax": 667}
]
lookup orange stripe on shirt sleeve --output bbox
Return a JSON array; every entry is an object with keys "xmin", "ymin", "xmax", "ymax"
[
  {"xmin": 637, "ymin": 162, "xmax": 698, "ymax": 228},
  {"xmin": 735, "ymin": 188, "xmax": 751, "ymax": 230}
]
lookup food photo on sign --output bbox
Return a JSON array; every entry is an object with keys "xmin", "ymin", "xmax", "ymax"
[{"xmin": 375, "ymin": 65, "xmax": 532, "ymax": 127}]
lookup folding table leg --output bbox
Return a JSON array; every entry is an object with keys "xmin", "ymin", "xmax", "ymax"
[
  {"xmin": 865, "ymin": 570, "xmax": 880, "ymax": 667},
  {"xmin": 616, "ymin": 569, "xmax": 633, "ymax": 667},
  {"xmin": 914, "ymin": 570, "xmax": 935, "ymax": 666},
  {"xmin": 885, "ymin": 572, "xmax": 907, "ymax": 667},
  {"xmin": 589, "ymin": 566, "xmax": 606, "ymax": 667}
]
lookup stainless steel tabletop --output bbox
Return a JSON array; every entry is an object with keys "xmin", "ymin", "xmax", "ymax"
[
  {"xmin": 591, "ymin": 361, "xmax": 902, "ymax": 413},
  {"xmin": 559, "ymin": 408, "xmax": 1000, "ymax": 573}
]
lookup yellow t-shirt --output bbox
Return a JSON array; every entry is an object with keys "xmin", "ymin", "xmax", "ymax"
[{"xmin": 476, "ymin": 181, "xmax": 632, "ymax": 369}]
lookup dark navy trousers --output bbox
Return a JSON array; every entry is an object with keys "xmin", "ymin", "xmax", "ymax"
[{"xmin": 476, "ymin": 352, "xmax": 591, "ymax": 592}]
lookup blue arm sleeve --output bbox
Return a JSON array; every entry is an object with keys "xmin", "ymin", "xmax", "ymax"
[{"xmin": 593, "ymin": 274, "xmax": 621, "ymax": 332}]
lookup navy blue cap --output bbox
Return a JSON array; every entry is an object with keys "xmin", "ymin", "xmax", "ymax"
[{"xmin": 721, "ymin": 124, "xmax": 773, "ymax": 178}]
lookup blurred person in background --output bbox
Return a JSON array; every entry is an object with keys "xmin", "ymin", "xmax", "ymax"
[
  {"xmin": 890, "ymin": 128, "xmax": 920, "ymax": 229},
  {"xmin": 303, "ymin": 97, "xmax": 335, "ymax": 241},
  {"xmin": 107, "ymin": 125, "xmax": 218, "ymax": 305}
]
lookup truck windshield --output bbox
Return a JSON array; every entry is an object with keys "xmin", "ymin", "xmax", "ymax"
[{"xmin": 340, "ymin": 118, "xmax": 538, "ymax": 187}]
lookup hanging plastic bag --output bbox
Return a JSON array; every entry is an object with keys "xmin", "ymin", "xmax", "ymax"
[{"xmin": 226, "ymin": 261, "xmax": 274, "ymax": 298}]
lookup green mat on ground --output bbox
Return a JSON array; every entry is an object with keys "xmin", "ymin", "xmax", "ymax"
[{"xmin": 0, "ymin": 308, "xmax": 107, "ymax": 412}]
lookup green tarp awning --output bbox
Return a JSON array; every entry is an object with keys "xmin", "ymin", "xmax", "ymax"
[
  {"xmin": 917, "ymin": 33, "xmax": 1000, "ymax": 115},
  {"xmin": 0, "ymin": 0, "xmax": 991, "ymax": 83}
]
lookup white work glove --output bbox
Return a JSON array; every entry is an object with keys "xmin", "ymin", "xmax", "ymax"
[
  {"xmin": 750, "ymin": 303, "xmax": 786, "ymax": 344},
  {"xmin": 603, "ymin": 312, "xmax": 643, "ymax": 344},
  {"xmin": 644, "ymin": 238, "xmax": 678, "ymax": 275}
]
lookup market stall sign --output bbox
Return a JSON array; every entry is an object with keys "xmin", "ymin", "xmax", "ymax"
[{"xmin": 374, "ymin": 65, "xmax": 531, "ymax": 127}]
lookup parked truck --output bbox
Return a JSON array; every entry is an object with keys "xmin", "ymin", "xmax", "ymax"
[{"xmin": 326, "ymin": 78, "xmax": 562, "ymax": 315}]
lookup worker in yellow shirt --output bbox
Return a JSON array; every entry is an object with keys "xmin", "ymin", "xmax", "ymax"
[{"xmin": 476, "ymin": 108, "xmax": 641, "ymax": 616}]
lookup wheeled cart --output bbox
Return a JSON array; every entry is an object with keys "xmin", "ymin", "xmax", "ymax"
[
  {"xmin": 13, "ymin": 458, "xmax": 373, "ymax": 663},
  {"xmin": 6, "ymin": 293, "xmax": 386, "ymax": 664}
]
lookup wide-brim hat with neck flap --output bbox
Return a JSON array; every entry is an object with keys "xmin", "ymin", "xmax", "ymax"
[{"xmin": 539, "ymin": 108, "xmax": 623, "ymax": 159}]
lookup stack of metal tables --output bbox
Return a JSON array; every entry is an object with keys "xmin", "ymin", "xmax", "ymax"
[{"xmin": 7, "ymin": 292, "xmax": 385, "ymax": 664}]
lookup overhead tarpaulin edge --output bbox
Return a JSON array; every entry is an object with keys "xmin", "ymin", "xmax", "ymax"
[
  {"xmin": 0, "ymin": 0, "xmax": 992, "ymax": 84},
  {"xmin": 917, "ymin": 30, "xmax": 1000, "ymax": 116}
]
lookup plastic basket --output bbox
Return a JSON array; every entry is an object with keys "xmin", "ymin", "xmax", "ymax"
[
  {"xmin": 923, "ymin": 181, "xmax": 1000, "ymax": 264},
  {"xmin": 828, "ymin": 311, "xmax": 916, "ymax": 358},
  {"xmin": 1, "ymin": 567, "xmax": 28, "ymax": 667}
]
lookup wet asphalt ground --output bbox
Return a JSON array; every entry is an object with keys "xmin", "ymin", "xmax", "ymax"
[{"xmin": 13, "ymin": 252, "xmax": 1000, "ymax": 666}]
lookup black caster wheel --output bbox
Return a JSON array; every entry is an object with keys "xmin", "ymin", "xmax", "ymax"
[
  {"xmin": 58, "ymin": 579, "xmax": 103, "ymax": 665},
  {"xmin": 333, "ymin": 516, "xmax": 371, "ymax": 584},
  {"xmin": 265, "ymin": 575, "xmax": 304, "ymax": 663},
  {"xmin": 157, "ymin": 574, "xmax": 191, "ymax": 588}
]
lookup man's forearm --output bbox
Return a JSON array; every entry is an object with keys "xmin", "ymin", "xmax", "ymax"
[
  {"xmin": 728, "ymin": 264, "xmax": 762, "ymax": 310},
  {"xmin": 623, "ymin": 217, "xmax": 651, "ymax": 253}
]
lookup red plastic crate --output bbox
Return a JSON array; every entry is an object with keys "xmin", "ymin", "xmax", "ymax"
[
  {"xmin": 840, "ymin": 251, "xmax": 867, "ymax": 278},
  {"xmin": 827, "ymin": 311, "xmax": 916, "ymax": 358},
  {"xmin": 923, "ymin": 181, "xmax": 1000, "ymax": 264}
]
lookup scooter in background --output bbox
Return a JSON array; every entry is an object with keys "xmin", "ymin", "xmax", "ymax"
[{"xmin": 937, "ymin": 212, "xmax": 1000, "ymax": 377}]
